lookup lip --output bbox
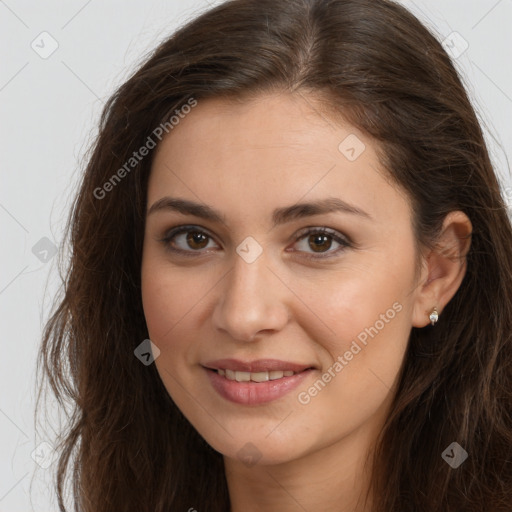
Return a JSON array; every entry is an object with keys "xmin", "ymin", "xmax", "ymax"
[
  {"xmin": 203, "ymin": 358, "xmax": 315, "ymax": 373},
  {"xmin": 202, "ymin": 359, "xmax": 316, "ymax": 405}
]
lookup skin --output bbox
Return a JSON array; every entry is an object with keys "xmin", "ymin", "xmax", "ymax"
[{"xmin": 141, "ymin": 91, "xmax": 472, "ymax": 512}]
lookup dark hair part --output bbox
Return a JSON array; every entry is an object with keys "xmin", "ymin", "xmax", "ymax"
[{"xmin": 37, "ymin": 0, "xmax": 512, "ymax": 510}]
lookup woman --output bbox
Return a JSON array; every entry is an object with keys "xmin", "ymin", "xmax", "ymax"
[{"xmin": 37, "ymin": 0, "xmax": 512, "ymax": 510}]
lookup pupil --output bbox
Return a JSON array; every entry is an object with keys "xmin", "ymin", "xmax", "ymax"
[
  {"xmin": 310, "ymin": 234, "xmax": 331, "ymax": 253},
  {"xmin": 187, "ymin": 232, "xmax": 207, "ymax": 249}
]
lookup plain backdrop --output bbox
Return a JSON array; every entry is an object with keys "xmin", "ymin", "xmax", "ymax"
[{"xmin": 1, "ymin": 0, "xmax": 511, "ymax": 510}]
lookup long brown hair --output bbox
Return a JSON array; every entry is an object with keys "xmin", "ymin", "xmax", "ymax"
[{"xmin": 37, "ymin": 0, "xmax": 512, "ymax": 510}]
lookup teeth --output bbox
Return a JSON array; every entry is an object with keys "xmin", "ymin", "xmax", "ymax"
[
  {"xmin": 218, "ymin": 369, "xmax": 298, "ymax": 382},
  {"xmin": 235, "ymin": 371, "xmax": 251, "ymax": 382},
  {"xmin": 250, "ymin": 371, "xmax": 269, "ymax": 382}
]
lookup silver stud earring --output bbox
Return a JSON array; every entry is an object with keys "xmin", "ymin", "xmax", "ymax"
[{"xmin": 429, "ymin": 307, "xmax": 439, "ymax": 325}]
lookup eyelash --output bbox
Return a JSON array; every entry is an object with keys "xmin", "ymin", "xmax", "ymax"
[{"xmin": 157, "ymin": 225, "xmax": 352, "ymax": 260}]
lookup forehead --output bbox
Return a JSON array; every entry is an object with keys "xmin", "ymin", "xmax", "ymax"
[{"xmin": 147, "ymin": 92, "xmax": 411, "ymax": 228}]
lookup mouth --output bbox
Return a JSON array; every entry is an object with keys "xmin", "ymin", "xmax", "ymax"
[
  {"xmin": 202, "ymin": 359, "xmax": 316, "ymax": 405},
  {"xmin": 203, "ymin": 358, "xmax": 315, "ymax": 374},
  {"xmin": 211, "ymin": 368, "xmax": 304, "ymax": 382}
]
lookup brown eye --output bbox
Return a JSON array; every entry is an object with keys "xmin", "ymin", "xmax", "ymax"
[
  {"xmin": 158, "ymin": 225, "xmax": 352, "ymax": 260},
  {"xmin": 159, "ymin": 226, "xmax": 218, "ymax": 255},
  {"xmin": 292, "ymin": 227, "xmax": 352, "ymax": 260},
  {"xmin": 185, "ymin": 231, "xmax": 209, "ymax": 250},
  {"xmin": 307, "ymin": 233, "xmax": 333, "ymax": 253}
]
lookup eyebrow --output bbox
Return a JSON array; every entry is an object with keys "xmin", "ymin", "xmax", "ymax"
[{"xmin": 146, "ymin": 196, "xmax": 372, "ymax": 227}]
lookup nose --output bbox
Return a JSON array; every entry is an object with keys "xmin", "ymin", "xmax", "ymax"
[{"xmin": 211, "ymin": 248, "xmax": 290, "ymax": 343}]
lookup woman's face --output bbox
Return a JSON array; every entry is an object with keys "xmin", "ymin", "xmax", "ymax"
[{"xmin": 141, "ymin": 91, "xmax": 424, "ymax": 466}]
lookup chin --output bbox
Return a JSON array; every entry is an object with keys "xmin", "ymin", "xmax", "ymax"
[{"xmin": 198, "ymin": 428, "xmax": 307, "ymax": 467}]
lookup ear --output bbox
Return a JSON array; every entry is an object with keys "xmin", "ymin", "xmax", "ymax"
[{"xmin": 412, "ymin": 211, "xmax": 472, "ymax": 328}]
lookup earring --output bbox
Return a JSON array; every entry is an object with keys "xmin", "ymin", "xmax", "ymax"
[{"xmin": 429, "ymin": 307, "xmax": 439, "ymax": 326}]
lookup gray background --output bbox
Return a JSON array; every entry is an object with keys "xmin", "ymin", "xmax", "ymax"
[{"xmin": 1, "ymin": 0, "xmax": 511, "ymax": 510}]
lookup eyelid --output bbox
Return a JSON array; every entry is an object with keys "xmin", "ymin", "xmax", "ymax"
[
  {"xmin": 288, "ymin": 226, "xmax": 352, "ymax": 259},
  {"xmin": 156, "ymin": 224, "xmax": 219, "ymax": 251},
  {"xmin": 293, "ymin": 225, "xmax": 352, "ymax": 244},
  {"xmin": 157, "ymin": 224, "xmax": 353, "ymax": 259}
]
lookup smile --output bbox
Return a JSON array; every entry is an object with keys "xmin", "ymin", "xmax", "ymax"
[
  {"xmin": 202, "ymin": 359, "xmax": 316, "ymax": 405},
  {"xmin": 216, "ymin": 368, "xmax": 296, "ymax": 382}
]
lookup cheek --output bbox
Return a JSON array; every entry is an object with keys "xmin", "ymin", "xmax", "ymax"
[
  {"xmin": 303, "ymin": 265, "xmax": 410, "ymax": 352},
  {"xmin": 294, "ymin": 255, "xmax": 414, "ymax": 412},
  {"xmin": 141, "ymin": 257, "xmax": 218, "ymax": 392},
  {"xmin": 141, "ymin": 271, "xmax": 177, "ymax": 343},
  {"xmin": 140, "ymin": 263, "xmax": 198, "ymax": 398},
  {"xmin": 141, "ymin": 254, "xmax": 204, "ymax": 343},
  {"xmin": 289, "ymin": 274, "xmax": 411, "ymax": 444}
]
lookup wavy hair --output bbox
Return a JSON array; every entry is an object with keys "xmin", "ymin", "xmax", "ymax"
[{"xmin": 37, "ymin": 0, "xmax": 512, "ymax": 510}]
